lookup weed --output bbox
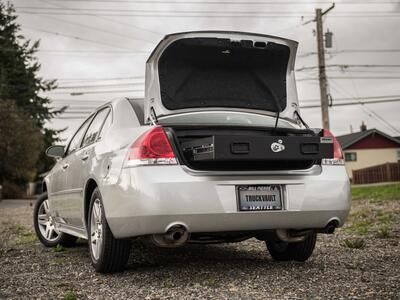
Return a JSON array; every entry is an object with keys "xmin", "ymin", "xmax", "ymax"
[
  {"xmin": 53, "ymin": 244, "xmax": 65, "ymax": 252},
  {"xmin": 18, "ymin": 232, "xmax": 37, "ymax": 244},
  {"xmin": 63, "ymin": 291, "xmax": 77, "ymax": 300},
  {"xmin": 345, "ymin": 211, "xmax": 373, "ymax": 235},
  {"xmin": 8, "ymin": 224, "xmax": 25, "ymax": 235},
  {"xmin": 376, "ymin": 212, "xmax": 394, "ymax": 224},
  {"xmin": 343, "ymin": 238, "xmax": 365, "ymax": 249},
  {"xmin": 376, "ymin": 225, "xmax": 392, "ymax": 238}
]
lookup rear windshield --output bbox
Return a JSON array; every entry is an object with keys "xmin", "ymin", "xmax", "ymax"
[
  {"xmin": 158, "ymin": 38, "xmax": 290, "ymax": 112},
  {"xmin": 158, "ymin": 111, "xmax": 297, "ymax": 129}
]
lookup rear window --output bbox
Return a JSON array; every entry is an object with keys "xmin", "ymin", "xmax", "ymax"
[
  {"xmin": 158, "ymin": 38, "xmax": 290, "ymax": 113},
  {"xmin": 159, "ymin": 111, "xmax": 296, "ymax": 129}
]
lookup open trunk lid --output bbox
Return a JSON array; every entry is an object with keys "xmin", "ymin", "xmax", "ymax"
[{"xmin": 145, "ymin": 31, "xmax": 299, "ymax": 123}]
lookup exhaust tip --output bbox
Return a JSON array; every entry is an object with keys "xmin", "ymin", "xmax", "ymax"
[
  {"xmin": 151, "ymin": 224, "xmax": 189, "ymax": 248},
  {"xmin": 324, "ymin": 220, "xmax": 339, "ymax": 234},
  {"xmin": 171, "ymin": 231, "xmax": 182, "ymax": 241}
]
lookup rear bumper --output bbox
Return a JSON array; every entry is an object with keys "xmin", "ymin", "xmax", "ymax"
[{"xmin": 101, "ymin": 165, "xmax": 351, "ymax": 239}]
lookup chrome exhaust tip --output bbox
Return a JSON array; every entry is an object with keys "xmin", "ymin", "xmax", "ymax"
[{"xmin": 152, "ymin": 224, "xmax": 190, "ymax": 248}]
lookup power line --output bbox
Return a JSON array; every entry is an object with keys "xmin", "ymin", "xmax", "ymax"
[
  {"xmin": 41, "ymin": 0, "xmax": 400, "ymax": 4},
  {"xmin": 48, "ymin": 89, "xmax": 144, "ymax": 95},
  {"xmin": 18, "ymin": 11, "xmax": 400, "ymax": 18},
  {"xmin": 296, "ymin": 64, "xmax": 400, "ymax": 72},
  {"xmin": 37, "ymin": 51, "xmax": 150, "ymax": 56},
  {"xmin": 57, "ymin": 82, "xmax": 144, "ymax": 89},
  {"xmin": 17, "ymin": 7, "xmax": 400, "ymax": 14},
  {"xmin": 300, "ymin": 94, "xmax": 400, "ymax": 103},
  {"xmin": 328, "ymin": 79, "xmax": 400, "ymax": 135},
  {"xmin": 55, "ymin": 76, "xmax": 144, "ymax": 82},
  {"xmin": 38, "ymin": 50, "xmax": 148, "ymax": 53},
  {"xmin": 297, "ymin": 76, "xmax": 400, "ymax": 81},
  {"xmin": 24, "ymin": 27, "xmax": 140, "ymax": 51},
  {"xmin": 300, "ymin": 97, "xmax": 400, "ymax": 108},
  {"xmin": 299, "ymin": 49, "xmax": 400, "ymax": 57},
  {"xmin": 36, "ymin": 0, "xmax": 162, "ymax": 37},
  {"xmin": 43, "ymin": 15, "xmax": 156, "ymax": 45}
]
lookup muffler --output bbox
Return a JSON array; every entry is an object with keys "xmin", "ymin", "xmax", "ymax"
[
  {"xmin": 316, "ymin": 220, "xmax": 339, "ymax": 234},
  {"xmin": 276, "ymin": 229, "xmax": 308, "ymax": 243},
  {"xmin": 152, "ymin": 224, "xmax": 190, "ymax": 248}
]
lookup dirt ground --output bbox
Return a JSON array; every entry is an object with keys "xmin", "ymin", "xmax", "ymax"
[{"xmin": 0, "ymin": 198, "xmax": 399, "ymax": 300}]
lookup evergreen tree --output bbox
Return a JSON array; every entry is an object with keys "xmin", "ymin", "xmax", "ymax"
[{"xmin": 0, "ymin": 2, "xmax": 63, "ymax": 196}]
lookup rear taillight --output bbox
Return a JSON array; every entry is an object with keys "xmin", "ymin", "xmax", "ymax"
[
  {"xmin": 322, "ymin": 129, "xmax": 344, "ymax": 165},
  {"xmin": 125, "ymin": 126, "xmax": 177, "ymax": 167}
]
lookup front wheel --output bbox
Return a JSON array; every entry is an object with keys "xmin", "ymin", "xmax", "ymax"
[
  {"xmin": 266, "ymin": 232, "xmax": 317, "ymax": 262},
  {"xmin": 88, "ymin": 187, "xmax": 131, "ymax": 273},
  {"xmin": 33, "ymin": 193, "xmax": 77, "ymax": 247}
]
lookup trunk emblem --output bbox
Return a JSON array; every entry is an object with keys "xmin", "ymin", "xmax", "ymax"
[{"xmin": 271, "ymin": 140, "xmax": 285, "ymax": 153}]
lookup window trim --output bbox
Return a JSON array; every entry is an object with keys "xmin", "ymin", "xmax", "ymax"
[
  {"xmin": 64, "ymin": 113, "xmax": 95, "ymax": 158},
  {"xmin": 97, "ymin": 109, "xmax": 113, "ymax": 142},
  {"xmin": 80, "ymin": 106, "xmax": 112, "ymax": 149},
  {"xmin": 63, "ymin": 104, "xmax": 113, "ymax": 158}
]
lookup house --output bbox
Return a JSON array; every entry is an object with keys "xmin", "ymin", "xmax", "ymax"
[{"xmin": 337, "ymin": 128, "xmax": 400, "ymax": 180}]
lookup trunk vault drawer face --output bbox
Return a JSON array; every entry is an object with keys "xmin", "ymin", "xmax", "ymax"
[
  {"xmin": 237, "ymin": 185, "xmax": 283, "ymax": 211},
  {"xmin": 181, "ymin": 135, "xmax": 333, "ymax": 161}
]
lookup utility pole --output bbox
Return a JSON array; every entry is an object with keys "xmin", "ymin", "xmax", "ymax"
[{"xmin": 315, "ymin": 3, "xmax": 335, "ymax": 130}]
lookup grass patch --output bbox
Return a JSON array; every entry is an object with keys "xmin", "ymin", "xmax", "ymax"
[
  {"xmin": 343, "ymin": 238, "xmax": 365, "ymax": 249},
  {"xmin": 352, "ymin": 183, "xmax": 400, "ymax": 202},
  {"xmin": 376, "ymin": 224, "xmax": 392, "ymax": 238},
  {"xmin": 63, "ymin": 291, "xmax": 77, "ymax": 300},
  {"xmin": 0, "ymin": 224, "xmax": 37, "ymax": 246},
  {"xmin": 7, "ymin": 224, "xmax": 26, "ymax": 235},
  {"xmin": 53, "ymin": 244, "xmax": 65, "ymax": 252},
  {"xmin": 18, "ymin": 231, "xmax": 37, "ymax": 244},
  {"xmin": 345, "ymin": 205, "xmax": 396, "ymax": 236}
]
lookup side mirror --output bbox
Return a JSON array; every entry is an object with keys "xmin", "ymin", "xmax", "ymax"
[{"xmin": 46, "ymin": 145, "xmax": 65, "ymax": 158}]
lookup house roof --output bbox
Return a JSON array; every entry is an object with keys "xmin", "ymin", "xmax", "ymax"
[{"xmin": 337, "ymin": 129, "xmax": 400, "ymax": 149}]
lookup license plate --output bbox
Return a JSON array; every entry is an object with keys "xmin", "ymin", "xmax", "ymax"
[{"xmin": 237, "ymin": 185, "xmax": 282, "ymax": 211}]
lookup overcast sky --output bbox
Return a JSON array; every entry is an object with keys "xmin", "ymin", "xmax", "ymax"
[{"xmin": 10, "ymin": 0, "xmax": 400, "ymax": 140}]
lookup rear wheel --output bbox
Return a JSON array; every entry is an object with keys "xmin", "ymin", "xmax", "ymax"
[
  {"xmin": 88, "ymin": 188, "xmax": 131, "ymax": 273},
  {"xmin": 266, "ymin": 232, "xmax": 317, "ymax": 262},
  {"xmin": 33, "ymin": 193, "xmax": 77, "ymax": 247}
]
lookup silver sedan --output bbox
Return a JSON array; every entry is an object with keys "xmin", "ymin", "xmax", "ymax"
[{"xmin": 34, "ymin": 31, "xmax": 351, "ymax": 273}]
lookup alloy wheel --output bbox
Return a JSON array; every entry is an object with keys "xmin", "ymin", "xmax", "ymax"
[
  {"xmin": 90, "ymin": 198, "xmax": 103, "ymax": 260},
  {"xmin": 37, "ymin": 199, "xmax": 60, "ymax": 242}
]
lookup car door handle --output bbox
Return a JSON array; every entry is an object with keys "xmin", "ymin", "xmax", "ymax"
[
  {"xmin": 62, "ymin": 163, "xmax": 69, "ymax": 170},
  {"xmin": 81, "ymin": 154, "xmax": 89, "ymax": 161}
]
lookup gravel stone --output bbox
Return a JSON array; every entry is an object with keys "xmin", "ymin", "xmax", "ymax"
[{"xmin": 0, "ymin": 200, "xmax": 399, "ymax": 299}]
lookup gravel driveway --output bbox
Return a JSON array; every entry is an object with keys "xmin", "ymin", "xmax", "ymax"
[{"xmin": 0, "ymin": 199, "xmax": 399, "ymax": 300}]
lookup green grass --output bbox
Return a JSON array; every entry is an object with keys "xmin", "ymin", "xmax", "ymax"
[
  {"xmin": 376, "ymin": 224, "xmax": 392, "ymax": 238},
  {"xmin": 63, "ymin": 291, "xmax": 77, "ymax": 300},
  {"xmin": 18, "ymin": 232, "xmax": 37, "ymax": 244},
  {"xmin": 345, "ymin": 206, "xmax": 395, "ymax": 236},
  {"xmin": 53, "ymin": 244, "xmax": 65, "ymax": 252},
  {"xmin": 352, "ymin": 183, "xmax": 400, "ymax": 202},
  {"xmin": 343, "ymin": 238, "xmax": 365, "ymax": 249},
  {"xmin": 344, "ymin": 184, "xmax": 399, "ymax": 237}
]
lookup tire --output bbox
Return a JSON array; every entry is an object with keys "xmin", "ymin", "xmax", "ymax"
[
  {"xmin": 88, "ymin": 187, "xmax": 131, "ymax": 273},
  {"xmin": 266, "ymin": 232, "xmax": 317, "ymax": 262},
  {"xmin": 33, "ymin": 192, "xmax": 77, "ymax": 247}
]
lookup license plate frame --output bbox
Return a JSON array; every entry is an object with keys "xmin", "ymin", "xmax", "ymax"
[{"xmin": 237, "ymin": 185, "xmax": 283, "ymax": 211}]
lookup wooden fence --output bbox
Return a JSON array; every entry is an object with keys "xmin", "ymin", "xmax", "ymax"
[{"xmin": 352, "ymin": 162, "xmax": 400, "ymax": 184}]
